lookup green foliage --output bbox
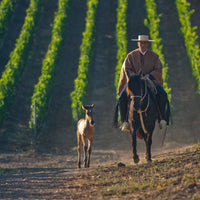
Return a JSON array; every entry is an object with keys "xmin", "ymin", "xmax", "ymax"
[
  {"xmin": 29, "ymin": 0, "xmax": 70, "ymax": 131},
  {"xmin": 70, "ymin": 0, "xmax": 98, "ymax": 122},
  {"xmin": 0, "ymin": 0, "xmax": 41, "ymax": 124},
  {"xmin": 176, "ymin": 0, "xmax": 200, "ymax": 94},
  {"xmin": 114, "ymin": 0, "xmax": 127, "ymax": 97},
  {"xmin": 0, "ymin": 0, "xmax": 16, "ymax": 43},
  {"xmin": 144, "ymin": 0, "xmax": 171, "ymax": 102}
]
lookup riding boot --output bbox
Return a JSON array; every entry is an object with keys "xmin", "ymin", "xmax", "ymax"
[
  {"xmin": 118, "ymin": 87, "xmax": 130, "ymax": 132},
  {"xmin": 156, "ymin": 85, "xmax": 169, "ymax": 129}
]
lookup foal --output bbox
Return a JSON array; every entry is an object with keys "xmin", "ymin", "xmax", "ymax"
[{"xmin": 77, "ymin": 104, "xmax": 95, "ymax": 168}]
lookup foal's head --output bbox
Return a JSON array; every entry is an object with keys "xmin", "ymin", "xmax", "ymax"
[
  {"xmin": 127, "ymin": 75, "xmax": 146, "ymax": 111},
  {"xmin": 82, "ymin": 104, "xmax": 95, "ymax": 125}
]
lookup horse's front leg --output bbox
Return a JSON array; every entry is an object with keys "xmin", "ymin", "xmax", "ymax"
[
  {"xmin": 131, "ymin": 129, "xmax": 140, "ymax": 163},
  {"xmin": 87, "ymin": 139, "xmax": 93, "ymax": 168},
  {"xmin": 145, "ymin": 133, "xmax": 152, "ymax": 162}
]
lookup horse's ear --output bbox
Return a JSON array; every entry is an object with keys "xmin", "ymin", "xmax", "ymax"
[{"xmin": 82, "ymin": 105, "xmax": 86, "ymax": 110}]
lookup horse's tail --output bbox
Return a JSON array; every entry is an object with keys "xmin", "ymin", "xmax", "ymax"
[
  {"xmin": 113, "ymin": 100, "xmax": 119, "ymax": 128},
  {"xmin": 166, "ymin": 100, "xmax": 172, "ymax": 125}
]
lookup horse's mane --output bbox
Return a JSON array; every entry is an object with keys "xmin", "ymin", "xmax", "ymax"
[{"xmin": 127, "ymin": 75, "xmax": 143, "ymax": 95}]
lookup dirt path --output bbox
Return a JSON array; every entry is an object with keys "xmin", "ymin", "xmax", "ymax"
[
  {"xmin": 127, "ymin": 0, "xmax": 149, "ymax": 52},
  {"xmin": 0, "ymin": 144, "xmax": 199, "ymax": 199},
  {"xmin": 156, "ymin": 0, "xmax": 200, "ymax": 147},
  {"xmin": 38, "ymin": 0, "xmax": 87, "ymax": 152},
  {"xmin": 0, "ymin": 0, "xmax": 29, "ymax": 75},
  {"xmin": 0, "ymin": 0, "xmax": 58, "ymax": 151},
  {"xmin": 87, "ymin": 0, "xmax": 121, "ymax": 151}
]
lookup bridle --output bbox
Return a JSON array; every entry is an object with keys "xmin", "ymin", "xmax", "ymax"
[{"xmin": 130, "ymin": 80, "xmax": 150, "ymax": 134}]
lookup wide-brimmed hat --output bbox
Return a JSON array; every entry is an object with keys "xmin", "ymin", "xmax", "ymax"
[{"xmin": 131, "ymin": 35, "xmax": 154, "ymax": 42}]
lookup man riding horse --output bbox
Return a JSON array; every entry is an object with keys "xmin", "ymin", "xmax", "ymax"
[{"xmin": 117, "ymin": 35, "xmax": 169, "ymax": 132}]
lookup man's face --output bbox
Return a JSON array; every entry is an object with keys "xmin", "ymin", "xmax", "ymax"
[{"xmin": 137, "ymin": 41, "xmax": 149, "ymax": 52}]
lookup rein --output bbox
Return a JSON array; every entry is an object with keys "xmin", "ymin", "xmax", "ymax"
[{"xmin": 131, "ymin": 80, "xmax": 150, "ymax": 134}]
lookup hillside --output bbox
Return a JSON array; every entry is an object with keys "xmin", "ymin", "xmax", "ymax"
[
  {"xmin": 157, "ymin": 0, "xmax": 200, "ymax": 147},
  {"xmin": 0, "ymin": 0, "xmax": 200, "ymax": 199},
  {"xmin": 0, "ymin": 0, "xmax": 198, "ymax": 157},
  {"xmin": 0, "ymin": 0, "xmax": 58, "ymax": 151},
  {"xmin": 38, "ymin": 0, "xmax": 87, "ymax": 151}
]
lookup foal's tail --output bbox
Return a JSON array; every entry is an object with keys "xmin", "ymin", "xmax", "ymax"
[{"xmin": 113, "ymin": 100, "xmax": 119, "ymax": 128}]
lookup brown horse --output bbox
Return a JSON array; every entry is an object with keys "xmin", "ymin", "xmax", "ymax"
[
  {"xmin": 114, "ymin": 75, "xmax": 160, "ymax": 163},
  {"xmin": 77, "ymin": 104, "xmax": 95, "ymax": 168}
]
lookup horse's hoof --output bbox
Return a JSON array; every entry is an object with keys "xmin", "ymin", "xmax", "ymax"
[
  {"xmin": 134, "ymin": 156, "xmax": 140, "ymax": 164},
  {"xmin": 147, "ymin": 159, "xmax": 152, "ymax": 163},
  {"xmin": 145, "ymin": 156, "xmax": 152, "ymax": 163}
]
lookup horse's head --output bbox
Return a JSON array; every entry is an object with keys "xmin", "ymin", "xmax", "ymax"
[
  {"xmin": 82, "ymin": 104, "xmax": 95, "ymax": 125},
  {"xmin": 127, "ymin": 75, "xmax": 146, "ymax": 111}
]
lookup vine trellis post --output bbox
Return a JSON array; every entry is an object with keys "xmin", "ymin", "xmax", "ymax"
[{"xmin": 33, "ymin": 100, "xmax": 37, "ymax": 147}]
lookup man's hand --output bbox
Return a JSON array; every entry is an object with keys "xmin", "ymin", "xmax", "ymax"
[{"xmin": 142, "ymin": 74, "xmax": 149, "ymax": 80}]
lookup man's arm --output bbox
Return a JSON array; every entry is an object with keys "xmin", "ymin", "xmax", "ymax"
[
  {"xmin": 149, "ymin": 56, "xmax": 163, "ymax": 86},
  {"xmin": 124, "ymin": 54, "xmax": 137, "ymax": 79}
]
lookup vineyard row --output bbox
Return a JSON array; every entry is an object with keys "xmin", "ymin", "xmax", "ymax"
[
  {"xmin": 176, "ymin": 0, "xmax": 200, "ymax": 94},
  {"xmin": 0, "ymin": 0, "xmax": 41, "ymax": 124},
  {"xmin": 0, "ymin": 0, "xmax": 17, "ymax": 44},
  {"xmin": 0, "ymin": 0, "xmax": 199, "ymax": 135},
  {"xmin": 29, "ymin": 0, "xmax": 70, "ymax": 133}
]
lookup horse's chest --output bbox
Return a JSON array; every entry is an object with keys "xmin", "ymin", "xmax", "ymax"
[
  {"xmin": 78, "ymin": 120, "xmax": 94, "ymax": 136},
  {"xmin": 133, "ymin": 112, "xmax": 148, "ymax": 126}
]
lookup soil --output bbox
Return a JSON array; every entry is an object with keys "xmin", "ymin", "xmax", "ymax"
[
  {"xmin": 0, "ymin": 144, "xmax": 199, "ymax": 199},
  {"xmin": 0, "ymin": 0, "xmax": 200, "ymax": 199}
]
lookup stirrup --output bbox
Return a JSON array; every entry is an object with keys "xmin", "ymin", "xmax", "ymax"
[
  {"xmin": 159, "ymin": 120, "xmax": 167, "ymax": 130},
  {"xmin": 120, "ymin": 122, "xmax": 130, "ymax": 132}
]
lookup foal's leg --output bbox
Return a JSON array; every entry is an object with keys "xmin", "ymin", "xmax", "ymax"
[
  {"xmin": 82, "ymin": 136, "xmax": 88, "ymax": 168},
  {"xmin": 77, "ymin": 132, "xmax": 82, "ymax": 168},
  {"xmin": 87, "ymin": 139, "xmax": 93, "ymax": 168},
  {"xmin": 131, "ymin": 129, "xmax": 139, "ymax": 163},
  {"xmin": 145, "ymin": 133, "xmax": 152, "ymax": 162}
]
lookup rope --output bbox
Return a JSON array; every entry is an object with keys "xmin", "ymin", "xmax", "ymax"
[
  {"xmin": 138, "ymin": 109, "xmax": 147, "ymax": 134},
  {"xmin": 146, "ymin": 77, "xmax": 157, "ymax": 94},
  {"xmin": 137, "ymin": 94, "xmax": 149, "ymax": 134},
  {"xmin": 131, "ymin": 80, "xmax": 150, "ymax": 134}
]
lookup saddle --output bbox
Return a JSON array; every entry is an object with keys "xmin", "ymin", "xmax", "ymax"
[{"xmin": 141, "ymin": 77, "xmax": 164, "ymax": 123}]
